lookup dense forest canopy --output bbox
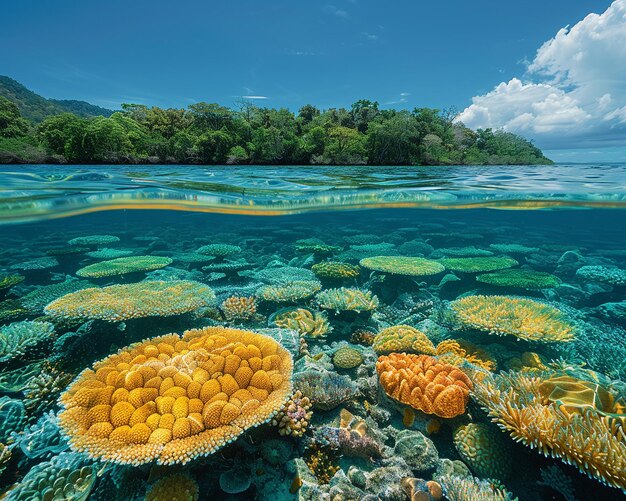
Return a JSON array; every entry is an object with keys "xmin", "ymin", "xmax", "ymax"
[{"xmin": 0, "ymin": 78, "xmax": 552, "ymax": 165}]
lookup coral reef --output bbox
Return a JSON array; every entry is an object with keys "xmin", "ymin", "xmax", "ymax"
[
  {"xmin": 0, "ymin": 273, "xmax": 24, "ymax": 292},
  {"xmin": 220, "ymin": 295, "xmax": 257, "ymax": 321},
  {"xmin": 451, "ymin": 295, "xmax": 576, "ymax": 342},
  {"xmin": 0, "ymin": 320, "xmax": 55, "ymax": 363},
  {"xmin": 271, "ymin": 307, "xmax": 330, "ymax": 339},
  {"xmin": 294, "ymin": 369, "xmax": 358, "ymax": 411},
  {"xmin": 360, "ymin": 256, "xmax": 445, "ymax": 276},
  {"xmin": 439, "ymin": 475, "xmax": 517, "ymax": 501},
  {"xmin": 376, "ymin": 354, "xmax": 472, "ymax": 418},
  {"xmin": 260, "ymin": 280, "xmax": 322, "ymax": 302},
  {"xmin": 453, "ymin": 423, "xmax": 512, "ymax": 479},
  {"xmin": 476, "ymin": 269, "xmax": 561, "ymax": 289},
  {"xmin": 58, "ymin": 326, "xmax": 293, "ymax": 465},
  {"xmin": 316, "ymin": 287, "xmax": 379, "ymax": 312},
  {"xmin": 271, "ymin": 389, "xmax": 312, "ymax": 437},
  {"xmin": 332, "ymin": 346, "xmax": 364, "ymax": 369},
  {"xmin": 45, "ymin": 280, "xmax": 215, "ymax": 321},
  {"xmin": 576, "ymin": 265, "xmax": 626, "ymax": 286},
  {"xmin": 10, "ymin": 256, "xmax": 59, "ymax": 271},
  {"xmin": 197, "ymin": 243, "xmax": 241, "ymax": 257},
  {"xmin": 311, "ymin": 261, "xmax": 360, "ymax": 279},
  {"xmin": 19, "ymin": 279, "xmax": 92, "ymax": 313},
  {"xmin": 76, "ymin": 255, "xmax": 172, "ymax": 278},
  {"xmin": 372, "ymin": 324, "xmax": 436, "ymax": 355},
  {"xmin": 439, "ymin": 257, "xmax": 518, "ymax": 273},
  {"xmin": 435, "ymin": 339, "xmax": 497, "ymax": 371},
  {"xmin": 68, "ymin": 234, "xmax": 120, "ymax": 246},
  {"xmin": 145, "ymin": 473, "xmax": 199, "ymax": 501}
]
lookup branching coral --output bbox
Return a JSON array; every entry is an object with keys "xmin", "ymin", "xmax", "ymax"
[
  {"xmin": 76, "ymin": 256, "xmax": 172, "ymax": 278},
  {"xmin": 453, "ymin": 423, "xmax": 512, "ymax": 479},
  {"xmin": 271, "ymin": 389, "xmax": 312, "ymax": 437},
  {"xmin": 439, "ymin": 475, "xmax": 517, "ymax": 501},
  {"xmin": 472, "ymin": 368, "xmax": 626, "ymax": 491},
  {"xmin": 0, "ymin": 273, "xmax": 24, "ymax": 292},
  {"xmin": 316, "ymin": 287, "xmax": 379, "ymax": 312},
  {"xmin": 19, "ymin": 279, "xmax": 92, "ymax": 313},
  {"xmin": 439, "ymin": 257, "xmax": 518, "ymax": 273},
  {"xmin": 58, "ymin": 326, "xmax": 293, "ymax": 465},
  {"xmin": 271, "ymin": 307, "xmax": 330, "ymax": 339},
  {"xmin": 220, "ymin": 296, "xmax": 257, "ymax": 321},
  {"xmin": 451, "ymin": 295, "xmax": 575, "ymax": 342},
  {"xmin": 311, "ymin": 261, "xmax": 360, "ymax": 280},
  {"xmin": 376, "ymin": 354, "xmax": 473, "ymax": 418},
  {"xmin": 435, "ymin": 339, "xmax": 497, "ymax": 372},
  {"xmin": 145, "ymin": 473, "xmax": 199, "ymax": 501},
  {"xmin": 24, "ymin": 363, "xmax": 74, "ymax": 417},
  {"xmin": 45, "ymin": 280, "xmax": 215, "ymax": 322},
  {"xmin": 0, "ymin": 320, "xmax": 55, "ymax": 363},
  {"xmin": 476, "ymin": 269, "xmax": 561, "ymax": 289},
  {"xmin": 372, "ymin": 324, "xmax": 436, "ymax": 355},
  {"xmin": 360, "ymin": 256, "xmax": 444, "ymax": 276},
  {"xmin": 260, "ymin": 281, "xmax": 322, "ymax": 303}
]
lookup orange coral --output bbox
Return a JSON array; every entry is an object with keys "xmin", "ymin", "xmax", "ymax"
[
  {"xmin": 376, "ymin": 354, "xmax": 472, "ymax": 419},
  {"xmin": 435, "ymin": 339, "xmax": 497, "ymax": 371},
  {"xmin": 220, "ymin": 296, "xmax": 257, "ymax": 322},
  {"xmin": 58, "ymin": 326, "xmax": 293, "ymax": 465}
]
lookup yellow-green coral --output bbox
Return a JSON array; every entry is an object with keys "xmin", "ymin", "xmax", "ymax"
[
  {"xmin": 453, "ymin": 423, "xmax": 512, "ymax": 479},
  {"xmin": 311, "ymin": 261, "xmax": 360, "ymax": 279},
  {"xmin": 332, "ymin": 346, "xmax": 364, "ymax": 369},
  {"xmin": 220, "ymin": 296, "xmax": 257, "ymax": 321},
  {"xmin": 45, "ymin": 280, "xmax": 215, "ymax": 322},
  {"xmin": 0, "ymin": 273, "xmax": 24, "ymax": 291},
  {"xmin": 260, "ymin": 281, "xmax": 322, "ymax": 303},
  {"xmin": 197, "ymin": 244, "xmax": 241, "ymax": 257},
  {"xmin": 0, "ymin": 320, "xmax": 55, "ymax": 363},
  {"xmin": 271, "ymin": 308, "xmax": 330, "ymax": 339},
  {"xmin": 476, "ymin": 269, "xmax": 561, "ymax": 289},
  {"xmin": 451, "ymin": 295, "xmax": 575, "ymax": 342},
  {"xmin": 316, "ymin": 287, "xmax": 379, "ymax": 312},
  {"xmin": 372, "ymin": 325, "xmax": 436, "ymax": 355},
  {"xmin": 440, "ymin": 257, "xmax": 518, "ymax": 273},
  {"xmin": 360, "ymin": 256, "xmax": 444, "ymax": 276},
  {"xmin": 145, "ymin": 473, "xmax": 199, "ymax": 501},
  {"xmin": 76, "ymin": 256, "xmax": 172, "ymax": 278},
  {"xmin": 68, "ymin": 234, "xmax": 120, "ymax": 246},
  {"xmin": 58, "ymin": 326, "xmax": 293, "ymax": 465},
  {"xmin": 435, "ymin": 339, "xmax": 497, "ymax": 371}
]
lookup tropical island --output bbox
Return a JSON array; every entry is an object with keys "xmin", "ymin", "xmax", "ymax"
[{"xmin": 0, "ymin": 76, "xmax": 551, "ymax": 166}]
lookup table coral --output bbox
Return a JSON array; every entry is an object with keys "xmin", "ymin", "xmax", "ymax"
[
  {"xmin": 316, "ymin": 287, "xmax": 379, "ymax": 312},
  {"xmin": 376, "ymin": 353, "xmax": 472, "ymax": 419},
  {"xmin": 311, "ymin": 261, "xmax": 360, "ymax": 280},
  {"xmin": 197, "ymin": 243, "xmax": 241, "ymax": 257},
  {"xmin": 260, "ymin": 281, "xmax": 322, "ymax": 302},
  {"xmin": 19, "ymin": 279, "xmax": 92, "ymax": 313},
  {"xmin": 44, "ymin": 280, "xmax": 215, "ymax": 321},
  {"xmin": 360, "ymin": 256, "xmax": 444, "ymax": 276},
  {"xmin": 451, "ymin": 295, "xmax": 575, "ymax": 342},
  {"xmin": 76, "ymin": 255, "xmax": 172, "ymax": 278},
  {"xmin": 476, "ymin": 269, "xmax": 561, "ymax": 289},
  {"xmin": 372, "ymin": 324, "xmax": 436, "ymax": 355},
  {"xmin": 439, "ymin": 257, "xmax": 518, "ymax": 273},
  {"xmin": 58, "ymin": 326, "xmax": 293, "ymax": 465},
  {"xmin": 68, "ymin": 234, "xmax": 120, "ymax": 246}
]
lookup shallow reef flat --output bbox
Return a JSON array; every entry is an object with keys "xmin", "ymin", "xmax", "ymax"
[{"xmin": 0, "ymin": 207, "xmax": 625, "ymax": 500}]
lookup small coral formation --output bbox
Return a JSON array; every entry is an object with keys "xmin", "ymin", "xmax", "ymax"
[
  {"xmin": 0, "ymin": 320, "xmax": 55, "ymax": 363},
  {"xmin": 304, "ymin": 443, "xmax": 340, "ymax": 484},
  {"xmin": 0, "ymin": 396, "xmax": 26, "ymax": 442},
  {"xmin": 0, "ymin": 273, "xmax": 24, "ymax": 292},
  {"xmin": 360, "ymin": 256, "xmax": 445, "ymax": 276},
  {"xmin": 476, "ymin": 269, "xmax": 561, "ymax": 289},
  {"xmin": 46, "ymin": 246, "xmax": 89, "ymax": 256},
  {"xmin": 401, "ymin": 477, "xmax": 443, "ymax": 501},
  {"xmin": 316, "ymin": 287, "xmax": 379, "ymax": 312},
  {"xmin": 489, "ymin": 243, "xmax": 539, "ymax": 254},
  {"xmin": 0, "ymin": 299, "xmax": 29, "ymax": 322},
  {"xmin": 220, "ymin": 295, "xmax": 257, "ymax": 321},
  {"xmin": 10, "ymin": 256, "xmax": 59, "ymax": 271},
  {"xmin": 295, "ymin": 239, "xmax": 342, "ymax": 256},
  {"xmin": 24, "ymin": 363, "xmax": 74, "ymax": 416},
  {"xmin": 294, "ymin": 369, "xmax": 358, "ymax": 411},
  {"xmin": 0, "ymin": 443, "xmax": 11, "ymax": 476},
  {"xmin": 473, "ymin": 368, "xmax": 626, "ymax": 491},
  {"xmin": 435, "ymin": 339, "xmax": 497, "ymax": 371},
  {"xmin": 76, "ymin": 255, "xmax": 172, "ymax": 278},
  {"xmin": 58, "ymin": 326, "xmax": 293, "ymax": 465},
  {"xmin": 145, "ymin": 473, "xmax": 199, "ymax": 501},
  {"xmin": 451, "ymin": 295, "xmax": 576, "ymax": 342},
  {"xmin": 311, "ymin": 261, "xmax": 360, "ymax": 279},
  {"xmin": 86, "ymin": 248, "xmax": 134, "ymax": 259},
  {"xmin": 272, "ymin": 389, "xmax": 312, "ymax": 437},
  {"xmin": 439, "ymin": 257, "xmax": 519, "ymax": 273},
  {"xmin": 505, "ymin": 351, "xmax": 549, "ymax": 372},
  {"xmin": 376, "ymin": 354, "xmax": 473, "ymax": 418},
  {"xmin": 439, "ymin": 475, "xmax": 517, "ymax": 501},
  {"xmin": 68, "ymin": 234, "xmax": 120, "ymax": 246},
  {"xmin": 350, "ymin": 328, "xmax": 376, "ymax": 346},
  {"xmin": 576, "ymin": 265, "xmax": 626, "ymax": 286},
  {"xmin": 260, "ymin": 280, "xmax": 322, "ymax": 302},
  {"xmin": 197, "ymin": 243, "xmax": 242, "ymax": 257},
  {"xmin": 45, "ymin": 280, "xmax": 215, "ymax": 321},
  {"xmin": 332, "ymin": 346, "xmax": 364, "ymax": 369},
  {"xmin": 372, "ymin": 324, "xmax": 436, "ymax": 355},
  {"xmin": 271, "ymin": 307, "xmax": 330, "ymax": 339},
  {"xmin": 453, "ymin": 423, "xmax": 512, "ymax": 479}
]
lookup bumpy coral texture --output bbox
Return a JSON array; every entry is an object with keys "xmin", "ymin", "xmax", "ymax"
[
  {"xmin": 44, "ymin": 280, "xmax": 215, "ymax": 322},
  {"xmin": 271, "ymin": 389, "xmax": 312, "ymax": 437},
  {"xmin": 372, "ymin": 325, "xmax": 436, "ymax": 355},
  {"xmin": 451, "ymin": 295, "xmax": 575, "ymax": 342},
  {"xmin": 76, "ymin": 256, "xmax": 172, "ymax": 278},
  {"xmin": 376, "ymin": 354, "xmax": 473, "ymax": 419},
  {"xmin": 439, "ymin": 257, "xmax": 518, "ymax": 273},
  {"xmin": 360, "ymin": 256, "xmax": 445, "ymax": 276},
  {"xmin": 316, "ymin": 287, "xmax": 379, "ymax": 312},
  {"xmin": 453, "ymin": 423, "xmax": 512, "ymax": 479},
  {"xmin": 473, "ymin": 368, "xmax": 626, "ymax": 491},
  {"xmin": 332, "ymin": 346, "xmax": 364, "ymax": 369},
  {"xmin": 58, "ymin": 326, "xmax": 293, "ymax": 465},
  {"xmin": 260, "ymin": 281, "xmax": 322, "ymax": 302},
  {"xmin": 145, "ymin": 473, "xmax": 199, "ymax": 501},
  {"xmin": 271, "ymin": 308, "xmax": 330, "ymax": 339},
  {"xmin": 311, "ymin": 261, "xmax": 360, "ymax": 279},
  {"xmin": 435, "ymin": 339, "xmax": 497, "ymax": 372},
  {"xmin": 220, "ymin": 296, "xmax": 257, "ymax": 321}
]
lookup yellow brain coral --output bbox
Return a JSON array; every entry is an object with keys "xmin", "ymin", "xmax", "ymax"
[
  {"xmin": 44, "ymin": 281, "xmax": 215, "ymax": 322},
  {"xmin": 372, "ymin": 325, "xmax": 436, "ymax": 355},
  {"xmin": 58, "ymin": 326, "xmax": 293, "ymax": 465},
  {"xmin": 451, "ymin": 295, "xmax": 575, "ymax": 342},
  {"xmin": 376, "ymin": 353, "xmax": 473, "ymax": 418}
]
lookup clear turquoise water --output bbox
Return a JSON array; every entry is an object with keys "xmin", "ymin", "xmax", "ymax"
[{"xmin": 0, "ymin": 164, "xmax": 625, "ymax": 500}]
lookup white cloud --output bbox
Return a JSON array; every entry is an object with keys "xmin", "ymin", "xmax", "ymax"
[
  {"xmin": 457, "ymin": 0, "xmax": 626, "ymax": 149},
  {"xmin": 323, "ymin": 5, "xmax": 348, "ymax": 18},
  {"xmin": 241, "ymin": 95, "xmax": 269, "ymax": 100}
]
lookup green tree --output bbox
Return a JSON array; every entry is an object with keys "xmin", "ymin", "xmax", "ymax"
[
  {"xmin": 323, "ymin": 126, "xmax": 367, "ymax": 164},
  {"xmin": 0, "ymin": 96, "xmax": 30, "ymax": 138}
]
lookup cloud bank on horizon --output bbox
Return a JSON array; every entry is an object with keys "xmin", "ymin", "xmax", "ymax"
[{"xmin": 457, "ymin": 0, "xmax": 626, "ymax": 150}]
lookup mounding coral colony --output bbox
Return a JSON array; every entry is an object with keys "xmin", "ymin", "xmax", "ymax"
[{"xmin": 1, "ymin": 210, "xmax": 625, "ymax": 500}]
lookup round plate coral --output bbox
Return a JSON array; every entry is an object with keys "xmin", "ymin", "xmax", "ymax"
[{"xmin": 360, "ymin": 256, "xmax": 444, "ymax": 276}]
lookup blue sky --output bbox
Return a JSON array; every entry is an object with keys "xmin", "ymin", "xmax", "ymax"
[{"xmin": 2, "ymin": 0, "xmax": 624, "ymax": 161}]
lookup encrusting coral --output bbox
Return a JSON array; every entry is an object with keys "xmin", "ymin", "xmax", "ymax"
[
  {"xmin": 271, "ymin": 389, "xmax": 312, "ymax": 437},
  {"xmin": 372, "ymin": 324, "xmax": 436, "ymax": 355},
  {"xmin": 44, "ymin": 280, "xmax": 215, "ymax": 322},
  {"xmin": 76, "ymin": 256, "xmax": 173, "ymax": 278},
  {"xmin": 451, "ymin": 295, "xmax": 576, "ymax": 342},
  {"xmin": 473, "ymin": 367, "xmax": 626, "ymax": 491},
  {"xmin": 360, "ymin": 256, "xmax": 445, "ymax": 276},
  {"xmin": 376, "ymin": 353, "xmax": 473, "ymax": 419},
  {"xmin": 57, "ymin": 326, "xmax": 293, "ymax": 465},
  {"xmin": 316, "ymin": 287, "xmax": 379, "ymax": 312}
]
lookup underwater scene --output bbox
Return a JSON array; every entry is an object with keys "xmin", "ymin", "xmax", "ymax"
[{"xmin": 0, "ymin": 165, "xmax": 625, "ymax": 501}]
